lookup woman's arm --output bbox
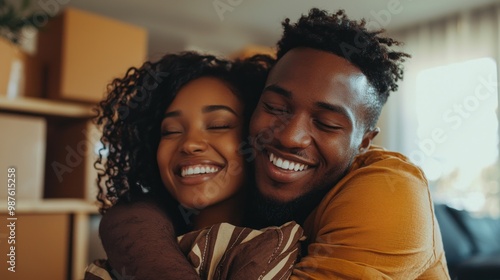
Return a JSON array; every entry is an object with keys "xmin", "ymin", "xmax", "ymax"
[{"xmin": 99, "ymin": 196, "xmax": 200, "ymax": 280}]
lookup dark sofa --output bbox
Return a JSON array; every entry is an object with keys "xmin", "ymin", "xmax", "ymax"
[{"xmin": 434, "ymin": 204, "xmax": 500, "ymax": 280}]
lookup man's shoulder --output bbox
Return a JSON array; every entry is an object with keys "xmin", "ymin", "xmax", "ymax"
[
  {"xmin": 350, "ymin": 145, "xmax": 422, "ymax": 174},
  {"xmin": 336, "ymin": 145, "xmax": 428, "ymax": 197},
  {"xmin": 307, "ymin": 145, "xmax": 431, "ymax": 237}
]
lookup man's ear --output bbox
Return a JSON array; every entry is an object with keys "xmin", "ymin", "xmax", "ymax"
[{"xmin": 359, "ymin": 127, "xmax": 380, "ymax": 153}]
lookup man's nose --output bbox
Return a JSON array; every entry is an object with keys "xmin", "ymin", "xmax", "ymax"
[{"xmin": 274, "ymin": 114, "xmax": 312, "ymax": 149}]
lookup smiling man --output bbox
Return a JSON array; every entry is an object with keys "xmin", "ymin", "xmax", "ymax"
[
  {"xmin": 241, "ymin": 10, "xmax": 449, "ymax": 279},
  {"xmin": 253, "ymin": 49, "xmax": 376, "ymax": 202},
  {"xmin": 247, "ymin": 48, "xmax": 381, "ymax": 227},
  {"xmin": 96, "ymin": 8, "xmax": 450, "ymax": 280}
]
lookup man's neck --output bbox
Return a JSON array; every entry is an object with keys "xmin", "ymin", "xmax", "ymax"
[{"xmin": 247, "ymin": 187, "xmax": 329, "ymax": 229}]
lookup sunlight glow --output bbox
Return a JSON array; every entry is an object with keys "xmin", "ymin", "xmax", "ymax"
[{"xmin": 415, "ymin": 58, "xmax": 498, "ymax": 213}]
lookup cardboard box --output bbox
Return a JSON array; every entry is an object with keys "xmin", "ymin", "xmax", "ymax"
[
  {"xmin": 44, "ymin": 120, "xmax": 102, "ymax": 201},
  {"xmin": 36, "ymin": 7, "xmax": 148, "ymax": 103},
  {"xmin": 0, "ymin": 37, "xmax": 43, "ymax": 98},
  {"xmin": 0, "ymin": 113, "xmax": 46, "ymax": 200},
  {"xmin": 0, "ymin": 213, "xmax": 70, "ymax": 280},
  {"xmin": 0, "ymin": 37, "xmax": 16, "ymax": 96}
]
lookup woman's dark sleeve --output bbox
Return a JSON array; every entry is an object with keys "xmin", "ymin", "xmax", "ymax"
[{"xmin": 98, "ymin": 197, "xmax": 200, "ymax": 280}]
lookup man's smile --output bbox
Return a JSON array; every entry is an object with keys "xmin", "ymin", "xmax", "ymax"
[
  {"xmin": 268, "ymin": 153, "xmax": 309, "ymax": 171},
  {"xmin": 258, "ymin": 147, "xmax": 316, "ymax": 184}
]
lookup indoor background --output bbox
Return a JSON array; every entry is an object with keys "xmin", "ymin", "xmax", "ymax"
[{"xmin": 1, "ymin": 0, "xmax": 499, "ymax": 279}]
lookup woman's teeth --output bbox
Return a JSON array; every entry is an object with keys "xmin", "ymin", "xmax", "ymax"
[
  {"xmin": 181, "ymin": 166, "xmax": 220, "ymax": 177},
  {"xmin": 269, "ymin": 153, "xmax": 308, "ymax": 171}
]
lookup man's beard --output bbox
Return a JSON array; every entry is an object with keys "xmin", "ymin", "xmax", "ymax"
[
  {"xmin": 246, "ymin": 161, "xmax": 355, "ymax": 228},
  {"xmin": 247, "ymin": 186, "xmax": 329, "ymax": 228}
]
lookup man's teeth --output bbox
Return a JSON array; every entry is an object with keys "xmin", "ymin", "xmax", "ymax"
[
  {"xmin": 181, "ymin": 166, "xmax": 220, "ymax": 177},
  {"xmin": 269, "ymin": 153, "xmax": 308, "ymax": 171}
]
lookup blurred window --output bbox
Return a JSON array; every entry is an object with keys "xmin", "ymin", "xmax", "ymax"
[{"xmin": 414, "ymin": 58, "xmax": 498, "ymax": 214}]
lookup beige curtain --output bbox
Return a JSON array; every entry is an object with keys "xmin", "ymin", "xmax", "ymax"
[{"xmin": 377, "ymin": 3, "xmax": 500, "ymax": 215}]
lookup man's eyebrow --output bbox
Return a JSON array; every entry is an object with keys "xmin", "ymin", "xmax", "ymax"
[
  {"xmin": 202, "ymin": 105, "xmax": 238, "ymax": 116},
  {"xmin": 315, "ymin": 102, "xmax": 353, "ymax": 125},
  {"xmin": 263, "ymin": 84, "xmax": 292, "ymax": 99}
]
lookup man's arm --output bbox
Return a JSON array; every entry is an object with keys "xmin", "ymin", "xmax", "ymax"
[
  {"xmin": 99, "ymin": 196, "xmax": 200, "ymax": 280},
  {"xmin": 291, "ymin": 157, "xmax": 449, "ymax": 279}
]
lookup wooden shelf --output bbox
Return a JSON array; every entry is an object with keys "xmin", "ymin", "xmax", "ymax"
[
  {"xmin": 0, "ymin": 96, "xmax": 95, "ymax": 118},
  {"xmin": 0, "ymin": 199, "xmax": 100, "ymax": 280},
  {"xmin": 0, "ymin": 198, "xmax": 99, "ymax": 214}
]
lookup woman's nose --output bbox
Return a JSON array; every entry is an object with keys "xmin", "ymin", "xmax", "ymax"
[{"xmin": 180, "ymin": 131, "xmax": 208, "ymax": 154}]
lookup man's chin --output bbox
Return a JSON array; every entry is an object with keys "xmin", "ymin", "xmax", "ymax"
[
  {"xmin": 248, "ymin": 185, "xmax": 328, "ymax": 228},
  {"xmin": 258, "ymin": 191, "xmax": 296, "ymax": 205},
  {"xmin": 256, "ymin": 180, "xmax": 303, "ymax": 204},
  {"xmin": 250, "ymin": 189, "xmax": 297, "ymax": 227}
]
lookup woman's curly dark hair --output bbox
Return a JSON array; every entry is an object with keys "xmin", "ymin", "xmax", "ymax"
[
  {"xmin": 94, "ymin": 51, "xmax": 274, "ymax": 215},
  {"xmin": 277, "ymin": 8, "xmax": 410, "ymax": 129}
]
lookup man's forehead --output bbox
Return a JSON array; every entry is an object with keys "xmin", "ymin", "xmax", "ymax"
[
  {"xmin": 266, "ymin": 48, "xmax": 370, "ymax": 98},
  {"xmin": 274, "ymin": 47, "xmax": 361, "ymax": 71},
  {"xmin": 269, "ymin": 48, "xmax": 363, "ymax": 82}
]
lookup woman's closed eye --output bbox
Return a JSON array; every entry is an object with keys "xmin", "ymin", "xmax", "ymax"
[
  {"xmin": 161, "ymin": 124, "xmax": 183, "ymax": 137},
  {"xmin": 207, "ymin": 121, "xmax": 232, "ymax": 130},
  {"xmin": 161, "ymin": 129, "xmax": 182, "ymax": 136}
]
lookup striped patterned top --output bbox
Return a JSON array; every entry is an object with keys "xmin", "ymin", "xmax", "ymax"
[
  {"xmin": 84, "ymin": 221, "xmax": 304, "ymax": 280},
  {"xmin": 178, "ymin": 221, "xmax": 304, "ymax": 280}
]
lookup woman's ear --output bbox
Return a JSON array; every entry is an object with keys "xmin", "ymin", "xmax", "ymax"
[{"xmin": 359, "ymin": 127, "xmax": 380, "ymax": 153}]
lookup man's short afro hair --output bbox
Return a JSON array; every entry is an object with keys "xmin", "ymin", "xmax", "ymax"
[{"xmin": 276, "ymin": 8, "xmax": 410, "ymax": 127}]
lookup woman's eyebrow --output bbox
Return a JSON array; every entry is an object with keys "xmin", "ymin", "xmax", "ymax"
[
  {"xmin": 202, "ymin": 105, "xmax": 238, "ymax": 116},
  {"xmin": 163, "ymin": 111, "xmax": 181, "ymax": 119}
]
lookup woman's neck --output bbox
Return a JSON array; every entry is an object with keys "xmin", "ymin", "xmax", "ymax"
[{"xmin": 192, "ymin": 190, "xmax": 246, "ymax": 230}]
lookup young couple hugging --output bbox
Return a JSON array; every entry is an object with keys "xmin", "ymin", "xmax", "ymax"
[{"xmin": 85, "ymin": 8, "xmax": 450, "ymax": 280}]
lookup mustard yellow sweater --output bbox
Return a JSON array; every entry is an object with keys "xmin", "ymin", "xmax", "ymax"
[{"xmin": 292, "ymin": 146, "xmax": 450, "ymax": 279}]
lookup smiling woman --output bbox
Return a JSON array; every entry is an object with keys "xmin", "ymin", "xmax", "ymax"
[
  {"xmin": 157, "ymin": 76, "xmax": 247, "ymax": 229},
  {"xmin": 93, "ymin": 51, "xmax": 271, "ymax": 230},
  {"xmin": 85, "ymin": 51, "xmax": 305, "ymax": 279}
]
